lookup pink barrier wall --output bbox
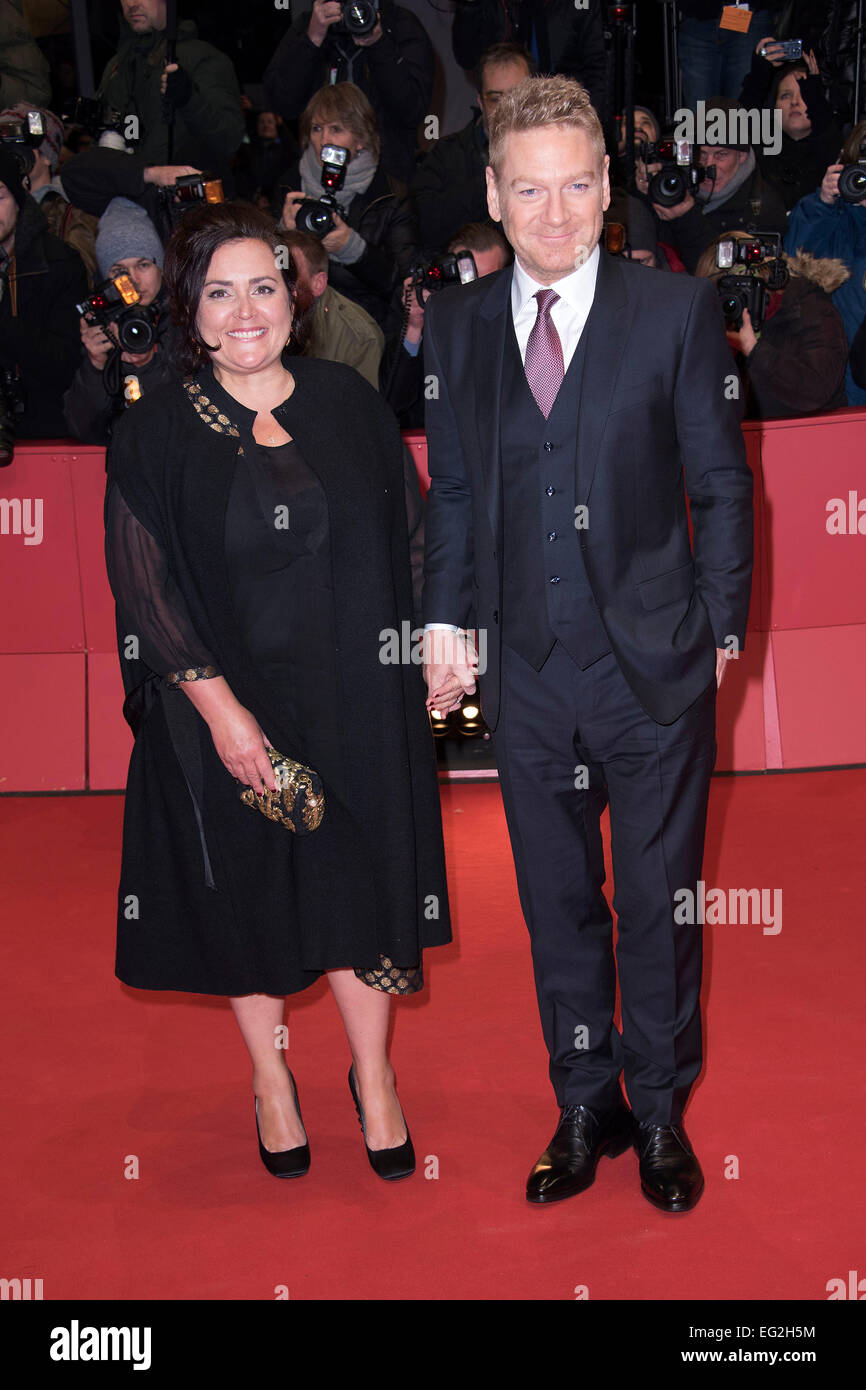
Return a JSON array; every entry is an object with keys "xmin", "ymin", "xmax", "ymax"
[{"xmin": 1, "ymin": 419, "xmax": 864, "ymax": 791}]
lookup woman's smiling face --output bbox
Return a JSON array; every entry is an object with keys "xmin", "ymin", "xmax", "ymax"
[{"xmin": 196, "ymin": 237, "xmax": 293, "ymax": 374}]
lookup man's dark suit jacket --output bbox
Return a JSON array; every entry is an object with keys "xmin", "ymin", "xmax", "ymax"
[{"xmin": 421, "ymin": 249, "xmax": 755, "ymax": 729}]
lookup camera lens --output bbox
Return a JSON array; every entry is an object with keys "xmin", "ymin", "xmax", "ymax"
[
  {"xmin": 120, "ymin": 317, "xmax": 154, "ymax": 352},
  {"xmin": 296, "ymin": 200, "xmax": 335, "ymax": 238},
  {"xmin": 341, "ymin": 1, "xmax": 377, "ymax": 35},
  {"xmin": 838, "ymin": 165, "xmax": 866, "ymax": 203},
  {"xmin": 721, "ymin": 295, "xmax": 742, "ymax": 323}
]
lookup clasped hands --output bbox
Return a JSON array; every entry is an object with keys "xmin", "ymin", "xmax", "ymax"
[{"xmin": 423, "ymin": 629, "xmax": 479, "ymax": 716}]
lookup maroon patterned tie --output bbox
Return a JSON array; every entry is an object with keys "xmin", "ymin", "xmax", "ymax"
[{"xmin": 524, "ymin": 288, "xmax": 565, "ymax": 419}]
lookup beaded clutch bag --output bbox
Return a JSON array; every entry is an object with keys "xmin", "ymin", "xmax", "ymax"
[{"xmin": 238, "ymin": 746, "xmax": 325, "ymax": 834}]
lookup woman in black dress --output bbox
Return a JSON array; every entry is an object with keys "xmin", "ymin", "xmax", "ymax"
[{"xmin": 104, "ymin": 201, "xmax": 451, "ymax": 1181}]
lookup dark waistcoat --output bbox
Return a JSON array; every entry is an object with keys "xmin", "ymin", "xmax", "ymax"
[{"xmin": 500, "ymin": 313, "xmax": 611, "ymax": 671}]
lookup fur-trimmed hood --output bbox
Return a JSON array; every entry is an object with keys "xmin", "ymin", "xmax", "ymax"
[{"xmin": 785, "ymin": 250, "xmax": 851, "ymax": 294}]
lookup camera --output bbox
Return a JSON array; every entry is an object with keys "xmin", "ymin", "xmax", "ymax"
[
  {"xmin": 68, "ymin": 96, "xmax": 128, "ymax": 149},
  {"xmin": 838, "ymin": 158, "xmax": 866, "ymax": 203},
  {"xmin": 294, "ymin": 144, "xmax": 350, "ymax": 238},
  {"xmin": 339, "ymin": 1, "xmax": 378, "ymax": 35},
  {"xmin": 165, "ymin": 173, "xmax": 225, "ymax": 205},
  {"xmin": 715, "ymin": 233, "xmax": 787, "ymax": 331},
  {"xmin": 0, "ymin": 366, "xmax": 26, "ymax": 467},
  {"xmin": 717, "ymin": 275, "xmax": 769, "ymax": 332},
  {"xmin": 408, "ymin": 249, "xmax": 477, "ymax": 308},
  {"xmin": 639, "ymin": 139, "xmax": 710, "ymax": 207},
  {"xmin": 0, "ymin": 110, "xmax": 46, "ymax": 179},
  {"xmin": 76, "ymin": 274, "xmax": 159, "ymax": 354}
]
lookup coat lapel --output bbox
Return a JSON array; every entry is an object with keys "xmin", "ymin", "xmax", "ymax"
[
  {"xmin": 575, "ymin": 249, "xmax": 633, "ymax": 505},
  {"xmin": 473, "ymin": 269, "xmax": 510, "ymax": 540}
]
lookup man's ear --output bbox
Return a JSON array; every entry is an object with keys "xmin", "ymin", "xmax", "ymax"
[
  {"xmin": 311, "ymin": 269, "xmax": 328, "ymax": 299},
  {"xmin": 601, "ymin": 152, "xmax": 611, "ymax": 213},
  {"xmin": 486, "ymin": 165, "xmax": 501, "ymax": 223}
]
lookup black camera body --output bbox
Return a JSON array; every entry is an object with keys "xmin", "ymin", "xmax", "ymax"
[
  {"xmin": 639, "ymin": 138, "xmax": 710, "ymax": 207},
  {"xmin": 838, "ymin": 158, "xmax": 866, "ymax": 204},
  {"xmin": 294, "ymin": 145, "xmax": 350, "ymax": 239},
  {"xmin": 717, "ymin": 274, "xmax": 769, "ymax": 332},
  {"xmin": 408, "ymin": 249, "xmax": 477, "ymax": 307},
  {"xmin": 0, "ymin": 110, "xmax": 46, "ymax": 180},
  {"xmin": 715, "ymin": 232, "xmax": 788, "ymax": 330},
  {"xmin": 338, "ymin": 1, "xmax": 378, "ymax": 35},
  {"xmin": 76, "ymin": 275, "xmax": 159, "ymax": 354},
  {"xmin": 68, "ymin": 96, "xmax": 127, "ymax": 146}
]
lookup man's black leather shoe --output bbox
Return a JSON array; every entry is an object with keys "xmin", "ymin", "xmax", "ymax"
[
  {"xmin": 526, "ymin": 1101, "xmax": 633, "ymax": 1204},
  {"xmin": 635, "ymin": 1122, "xmax": 704, "ymax": 1212}
]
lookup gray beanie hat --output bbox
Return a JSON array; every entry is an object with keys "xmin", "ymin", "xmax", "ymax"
[{"xmin": 95, "ymin": 196, "xmax": 164, "ymax": 278}]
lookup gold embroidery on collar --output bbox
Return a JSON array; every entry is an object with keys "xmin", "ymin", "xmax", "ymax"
[{"xmin": 183, "ymin": 379, "xmax": 241, "ymax": 437}]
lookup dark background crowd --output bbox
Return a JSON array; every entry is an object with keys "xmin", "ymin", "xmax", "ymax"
[{"xmin": 4, "ymin": 0, "xmax": 866, "ymax": 457}]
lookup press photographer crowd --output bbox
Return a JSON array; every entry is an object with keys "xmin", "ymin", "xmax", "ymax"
[{"xmin": 2, "ymin": 0, "xmax": 866, "ymax": 464}]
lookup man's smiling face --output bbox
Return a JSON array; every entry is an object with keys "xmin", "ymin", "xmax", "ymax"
[{"xmin": 486, "ymin": 123, "xmax": 610, "ymax": 284}]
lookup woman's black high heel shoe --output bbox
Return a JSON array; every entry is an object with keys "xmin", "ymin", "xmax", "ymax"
[
  {"xmin": 254, "ymin": 1069, "xmax": 310, "ymax": 1178},
  {"xmin": 348, "ymin": 1064, "xmax": 415, "ymax": 1180}
]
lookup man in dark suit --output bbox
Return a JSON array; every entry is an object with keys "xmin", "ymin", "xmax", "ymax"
[{"xmin": 421, "ymin": 76, "xmax": 754, "ymax": 1213}]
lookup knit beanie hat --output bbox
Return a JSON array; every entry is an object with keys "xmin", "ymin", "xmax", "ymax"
[
  {"xmin": 0, "ymin": 103, "xmax": 65, "ymax": 175},
  {"xmin": 96, "ymin": 196, "xmax": 164, "ymax": 278},
  {"xmin": 0, "ymin": 148, "xmax": 27, "ymax": 207}
]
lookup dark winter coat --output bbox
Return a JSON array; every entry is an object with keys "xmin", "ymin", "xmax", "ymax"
[
  {"xmin": 650, "ymin": 162, "xmax": 789, "ymax": 273},
  {"xmin": 104, "ymin": 355, "xmax": 450, "ymax": 994},
  {"xmin": 274, "ymin": 158, "xmax": 418, "ymax": 334},
  {"xmin": 95, "ymin": 16, "xmax": 245, "ymax": 185},
  {"xmin": 732, "ymin": 251, "xmax": 851, "ymax": 418},
  {"xmin": 410, "ymin": 111, "xmax": 493, "ymax": 254},
  {"xmin": 739, "ymin": 54, "xmax": 842, "ymax": 211},
  {"xmin": 62, "ymin": 286, "xmax": 184, "ymax": 446},
  {"xmin": 0, "ymin": 195, "xmax": 89, "ymax": 438},
  {"xmin": 451, "ymin": 0, "xmax": 608, "ymax": 120},
  {"xmin": 263, "ymin": 4, "xmax": 433, "ymax": 184}
]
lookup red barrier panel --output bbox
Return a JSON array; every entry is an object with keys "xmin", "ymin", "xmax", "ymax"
[{"xmin": 1, "ymin": 416, "xmax": 864, "ymax": 791}]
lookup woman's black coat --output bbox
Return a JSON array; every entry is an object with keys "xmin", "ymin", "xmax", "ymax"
[{"xmin": 104, "ymin": 356, "xmax": 451, "ymax": 994}]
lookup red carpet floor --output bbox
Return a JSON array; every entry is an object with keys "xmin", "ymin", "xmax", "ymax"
[{"xmin": 1, "ymin": 771, "xmax": 864, "ymax": 1301}]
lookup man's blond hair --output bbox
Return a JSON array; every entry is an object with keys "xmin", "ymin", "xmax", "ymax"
[{"xmin": 487, "ymin": 75, "xmax": 606, "ymax": 180}]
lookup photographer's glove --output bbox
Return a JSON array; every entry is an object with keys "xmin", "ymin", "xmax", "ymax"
[{"xmin": 163, "ymin": 64, "xmax": 193, "ymax": 109}]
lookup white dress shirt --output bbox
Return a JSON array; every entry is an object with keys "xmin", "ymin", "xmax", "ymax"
[{"xmin": 425, "ymin": 244, "xmax": 600, "ymax": 633}]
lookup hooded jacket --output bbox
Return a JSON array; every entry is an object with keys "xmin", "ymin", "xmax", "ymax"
[
  {"xmin": 735, "ymin": 251, "xmax": 850, "ymax": 419},
  {"xmin": 95, "ymin": 16, "xmax": 244, "ymax": 184},
  {"xmin": 0, "ymin": 0, "xmax": 50, "ymax": 107},
  {"xmin": 0, "ymin": 194, "xmax": 89, "ymax": 438}
]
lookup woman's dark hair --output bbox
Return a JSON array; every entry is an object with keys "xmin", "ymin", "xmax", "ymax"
[{"xmin": 162, "ymin": 201, "xmax": 306, "ymax": 376}]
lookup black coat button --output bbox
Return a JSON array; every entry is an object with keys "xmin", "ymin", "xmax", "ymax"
[
  {"xmin": 546, "ymin": 485, "xmax": 554, "ymax": 496},
  {"xmin": 543, "ymin": 441, "xmax": 554, "ymax": 451},
  {"xmin": 549, "ymin": 575, "xmax": 561, "ymax": 584},
  {"xmin": 548, "ymin": 531, "xmax": 557, "ymax": 541}
]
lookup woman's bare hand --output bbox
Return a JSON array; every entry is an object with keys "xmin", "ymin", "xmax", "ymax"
[{"xmin": 208, "ymin": 704, "xmax": 277, "ymax": 794}]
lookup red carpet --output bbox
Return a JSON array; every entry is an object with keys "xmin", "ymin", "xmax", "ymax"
[{"xmin": 1, "ymin": 771, "xmax": 864, "ymax": 1301}]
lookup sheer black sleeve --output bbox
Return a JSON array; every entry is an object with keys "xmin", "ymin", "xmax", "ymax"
[{"xmin": 105, "ymin": 480, "xmax": 220, "ymax": 684}]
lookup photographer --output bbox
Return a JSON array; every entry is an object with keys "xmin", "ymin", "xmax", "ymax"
[
  {"xmin": 638, "ymin": 100, "xmax": 787, "ymax": 274},
  {"xmin": 0, "ymin": 0, "xmax": 50, "ymax": 108},
  {"xmin": 280, "ymin": 227, "xmax": 384, "ymax": 389},
  {"xmin": 1, "ymin": 103, "xmax": 98, "ymax": 286},
  {"xmin": 62, "ymin": 196, "xmax": 181, "ymax": 446},
  {"xmin": 738, "ymin": 39, "xmax": 841, "ymax": 210},
  {"xmin": 263, "ymin": 0, "xmax": 433, "ymax": 184},
  {"xmin": 786, "ymin": 123, "xmax": 866, "ymax": 406},
  {"xmin": 450, "ymin": 0, "xmax": 607, "ymax": 121},
  {"xmin": 274, "ymin": 82, "xmax": 416, "ymax": 335},
  {"xmin": 411, "ymin": 42, "xmax": 534, "ymax": 255},
  {"xmin": 0, "ymin": 148, "xmax": 88, "ymax": 441},
  {"xmin": 381, "ymin": 221, "xmax": 512, "ymax": 428},
  {"xmin": 95, "ymin": 0, "xmax": 244, "ymax": 187},
  {"xmin": 695, "ymin": 229, "xmax": 849, "ymax": 419}
]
